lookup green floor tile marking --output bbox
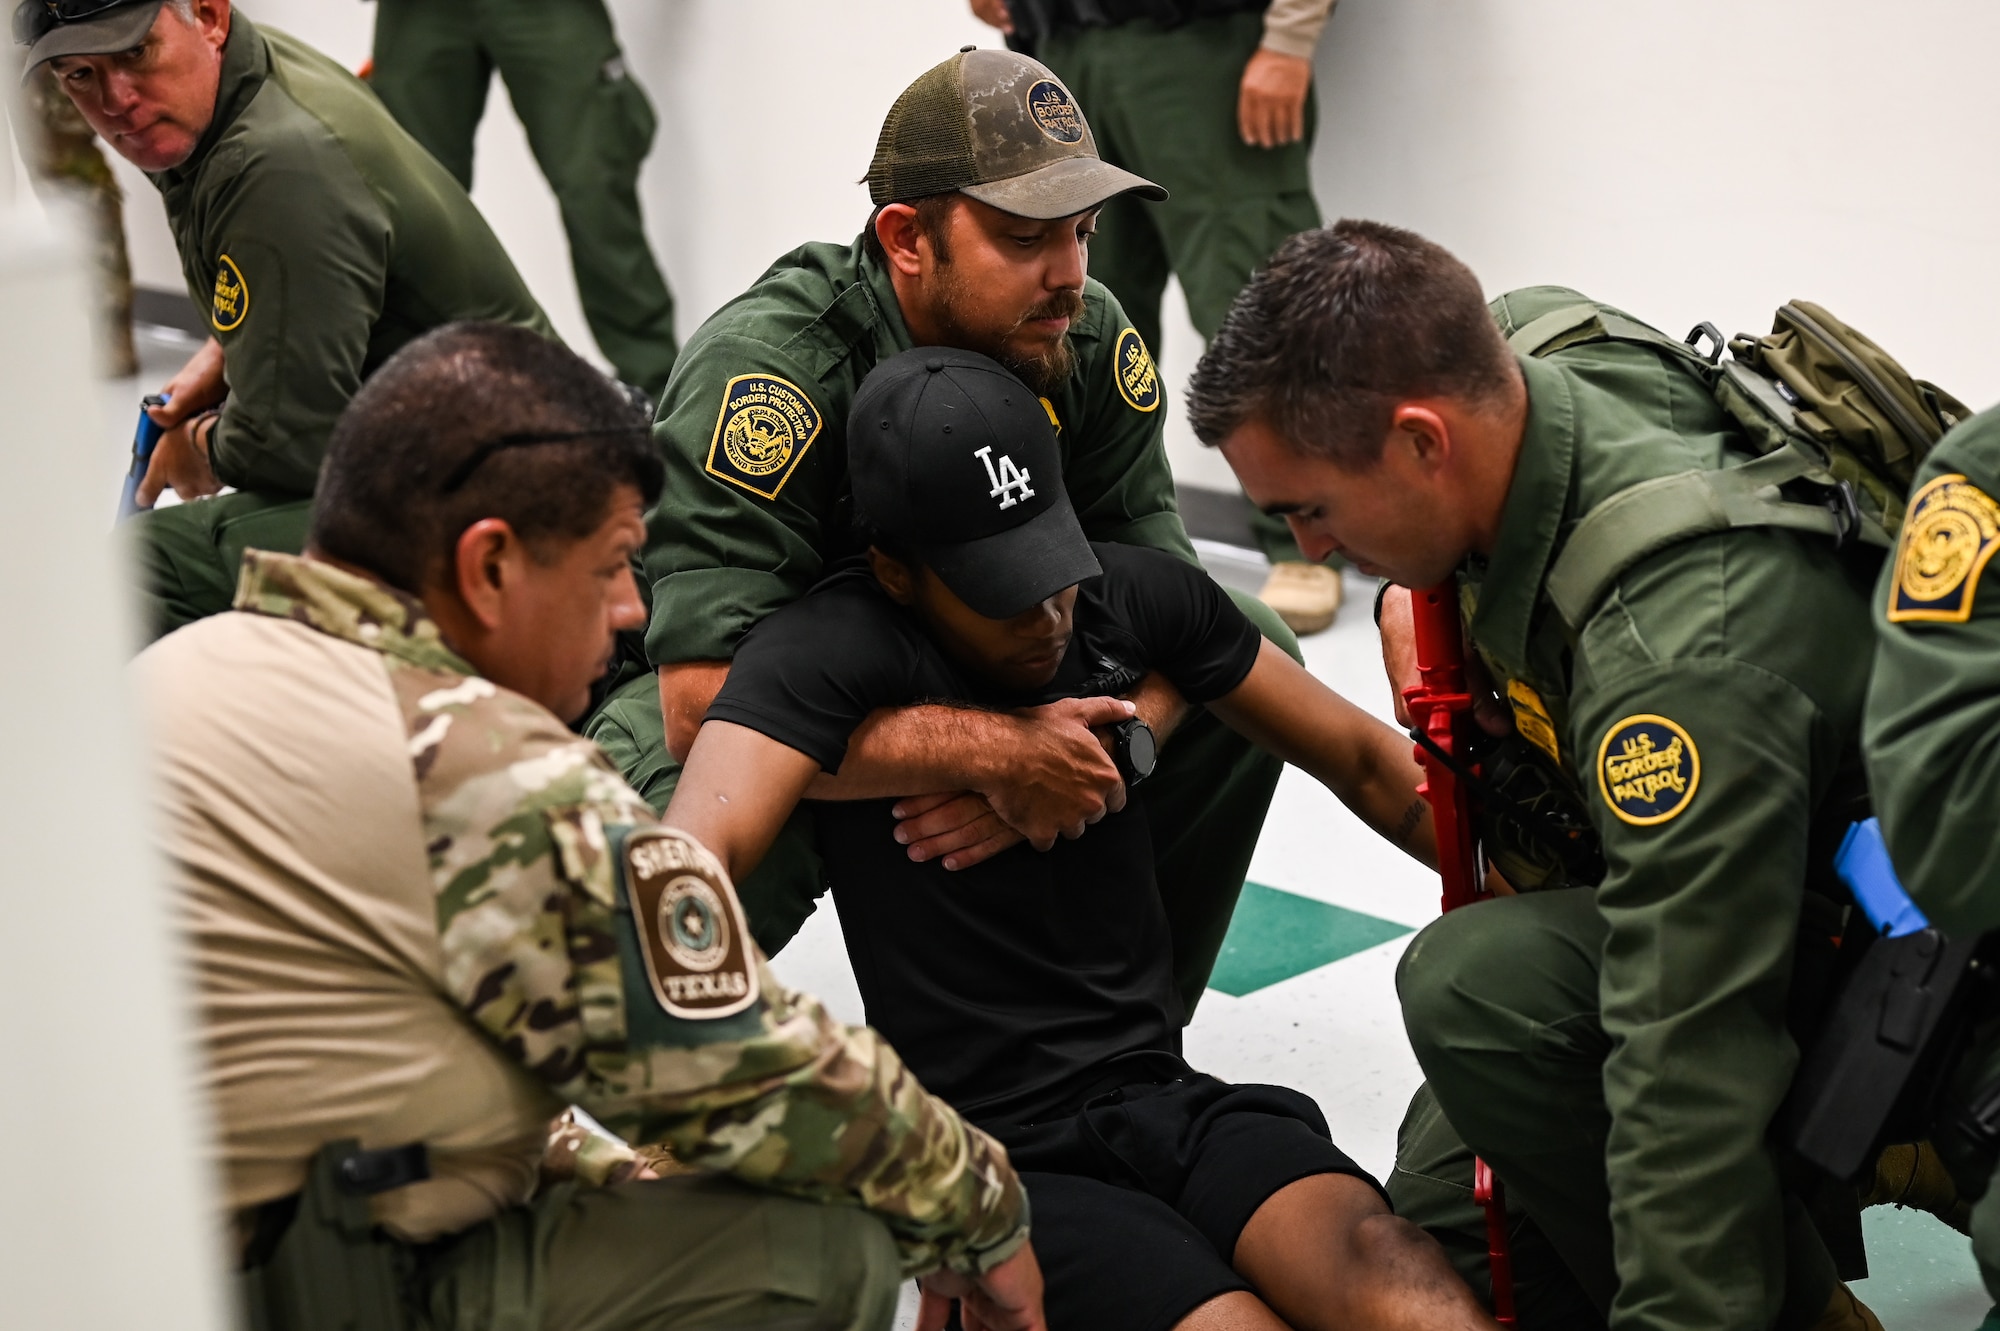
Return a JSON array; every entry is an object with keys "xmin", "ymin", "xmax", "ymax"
[
  {"xmin": 1207, "ymin": 881, "xmax": 1414, "ymax": 997},
  {"xmin": 1854, "ymin": 1205, "xmax": 1990, "ymax": 1329}
]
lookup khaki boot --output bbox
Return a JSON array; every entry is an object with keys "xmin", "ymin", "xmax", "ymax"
[
  {"xmin": 1863, "ymin": 1139, "xmax": 1973, "ymax": 1235},
  {"xmin": 1809, "ymin": 1282, "xmax": 1885, "ymax": 1331},
  {"xmin": 1257, "ymin": 561, "xmax": 1343, "ymax": 635}
]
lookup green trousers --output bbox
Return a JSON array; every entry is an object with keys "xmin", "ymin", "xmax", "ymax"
[
  {"xmin": 369, "ymin": 0, "xmax": 678, "ymax": 398},
  {"xmin": 1038, "ymin": 12, "xmax": 1321, "ymax": 566},
  {"xmin": 417, "ymin": 1174, "xmax": 901, "ymax": 1331},
  {"xmin": 1395, "ymin": 888, "xmax": 1839, "ymax": 1330},
  {"xmin": 127, "ymin": 490, "xmax": 313, "ymax": 642},
  {"xmin": 586, "ymin": 587, "xmax": 1295, "ymax": 1016}
]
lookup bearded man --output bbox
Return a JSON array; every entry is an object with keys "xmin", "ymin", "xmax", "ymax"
[{"xmin": 586, "ymin": 47, "xmax": 1298, "ymax": 1015}]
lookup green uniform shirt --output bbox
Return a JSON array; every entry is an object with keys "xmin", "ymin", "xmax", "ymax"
[
  {"xmin": 1467, "ymin": 288, "xmax": 1875, "ymax": 1328},
  {"xmin": 641, "ymin": 237, "xmax": 1192, "ymax": 666},
  {"xmin": 148, "ymin": 15, "xmax": 551, "ymax": 497},
  {"xmin": 1865, "ymin": 404, "xmax": 2000, "ymax": 936}
]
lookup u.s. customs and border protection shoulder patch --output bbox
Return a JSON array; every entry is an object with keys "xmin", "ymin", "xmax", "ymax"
[
  {"xmin": 622, "ymin": 827, "xmax": 758, "ymax": 1021},
  {"xmin": 1026, "ymin": 79, "xmax": 1085, "ymax": 144},
  {"xmin": 704, "ymin": 374, "xmax": 822, "ymax": 500},
  {"xmin": 211, "ymin": 254, "xmax": 249, "ymax": 332},
  {"xmin": 1888, "ymin": 473, "xmax": 2000, "ymax": 624},
  {"xmin": 1114, "ymin": 327, "xmax": 1160, "ymax": 413},
  {"xmin": 1597, "ymin": 714, "xmax": 1700, "ymax": 826}
]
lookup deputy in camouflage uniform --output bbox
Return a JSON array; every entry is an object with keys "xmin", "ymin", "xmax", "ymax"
[
  {"xmin": 134, "ymin": 324, "xmax": 1041, "ymax": 1329},
  {"xmin": 1865, "ymin": 403, "xmax": 2000, "ymax": 1306},
  {"xmin": 973, "ymin": 0, "xmax": 1346, "ymax": 633},
  {"xmin": 367, "ymin": 0, "xmax": 679, "ymax": 398},
  {"xmin": 14, "ymin": 66, "xmax": 136, "ymax": 376},
  {"xmin": 586, "ymin": 48, "xmax": 1296, "ymax": 1016},
  {"xmin": 22, "ymin": 0, "xmax": 551, "ymax": 641},
  {"xmin": 1190, "ymin": 221, "xmax": 1885, "ymax": 1330}
]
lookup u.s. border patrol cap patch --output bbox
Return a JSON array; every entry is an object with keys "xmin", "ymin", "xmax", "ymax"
[
  {"xmin": 705, "ymin": 374, "xmax": 822, "ymax": 500},
  {"xmin": 1026, "ymin": 79, "xmax": 1085, "ymax": 144},
  {"xmin": 623, "ymin": 828, "xmax": 758, "ymax": 1020},
  {"xmin": 1114, "ymin": 327, "xmax": 1160, "ymax": 412},
  {"xmin": 1597, "ymin": 714, "xmax": 1699, "ymax": 826},
  {"xmin": 211, "ymin": 254, "xmax": 249, "ymax": 332},
  {"xmin": 1888, "ymin": 473, "xmax": 2000, "ymax": 623}
]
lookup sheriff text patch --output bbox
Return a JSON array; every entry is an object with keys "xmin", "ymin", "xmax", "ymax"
[{"xmin": 623, "ymin": 828, "xmax": 758, "ymax": 1021}]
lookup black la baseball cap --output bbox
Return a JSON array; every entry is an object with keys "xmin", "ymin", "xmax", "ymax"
[
  {"xmin": 14, "ymin": 0, "xmax": 165, "ymax": 76},
  {"xmin": 868, "ymin": 47, "xmax": 1166, "ymax": 221},
  {"xmin": 851, "ymin": 348, "xmax": 1101, "ymax": 619}
]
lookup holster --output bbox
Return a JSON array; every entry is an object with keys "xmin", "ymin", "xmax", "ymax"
[{"xmin": 238, "ymin": 1141, "xmax": 430, "ymax": 1331}]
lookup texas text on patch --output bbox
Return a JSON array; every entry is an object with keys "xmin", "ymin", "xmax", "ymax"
[
  {"xmin": 1888, "ymin": 473, "xmax": 2000, "ymax": 623},
  {"xmin": 1596, "ymin": 714, "xmax": 1700, "ymax": 826},
  {"xmin": 623, "ymin": 828, "xmax": 758, "ymax": 1021},
  {"xmin": 1114, "ymin": 327, "xmax": 1161, "ymax": 413},
  {"xmin": 211, "ymin": 254, "xmax": 249, "ymax": 332},
  {"xmin": 705, "ymin": 374, "xmax": 823, "ymax": 500}
]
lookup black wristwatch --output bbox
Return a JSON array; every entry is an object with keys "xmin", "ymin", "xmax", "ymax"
[{"xmin": 1110, "ymin": 717, "xmax": 1157, "ymax": 788}]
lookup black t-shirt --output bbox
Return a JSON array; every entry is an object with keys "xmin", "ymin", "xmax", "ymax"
[{"xmin": 708, "ymin": 542, "xmax": 1262, "ymax": 1125}]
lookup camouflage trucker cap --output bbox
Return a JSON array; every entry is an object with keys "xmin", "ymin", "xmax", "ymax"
[{"xmin": 867, "ymin": 47, "xmax": 1167, "ymax": 221}]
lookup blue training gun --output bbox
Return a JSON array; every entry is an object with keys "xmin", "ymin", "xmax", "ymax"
[{"xmin": 117, "ymin": 393, "xmax": 169, "ymax": 521}]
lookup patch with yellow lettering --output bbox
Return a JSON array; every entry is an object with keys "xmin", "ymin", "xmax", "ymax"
[
  {"xmin": 1114, "ymin": 327, "xmax": 1160, "ymax": 413},
  {"xmin": 1507, "ymin": 679, "xmax": 1562, "ymax": 764},
  {"xmin": 1888, "ymin": 473, "xmax": 2000, "ymax": 623},
  {"xmin": 1039, "ymin": 397, "xmax": 1062, "ymax": 434},
  {"xmin": 1597, "ymin": 715, "xmax": 1699, "ymax": 826},
  {"xmin": 622, "ymin": 827, "xmax": 758, "ymax": 1021},
  {"xmin": 1026, "ymin": 79, "xmax": 1085, "ymax": 144},
  {"xmin": 211, "ymin": 253, "xmax": 249, "ymax": 332},
  {"xmin": 704, "ymin": 374, "xmax": 822, "ymax": 500}
]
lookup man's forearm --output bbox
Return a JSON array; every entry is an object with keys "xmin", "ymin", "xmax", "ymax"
[{"xmin": 804, "ymin": 704, "xmax": 1014, "ymax": 801}]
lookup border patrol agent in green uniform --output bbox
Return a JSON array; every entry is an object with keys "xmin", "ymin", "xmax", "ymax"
[
  {"xmin": 1865, "ymin": 403, "xmax": 2000, "ymax": 1308},
  {"xmin": 1192, "ymin": 222, "xmax": 1885, "ymax": 1330},
  {"xmin": 366, "ymin": 0, "xmax": 679, "ymax": 398},
  {"xmin": 20, "ymin": 0, "xmax": 552, "ymax": 644},
  {"xmin": 980, "ymin": 0, "xmax": 1342, "ymax": 601},
  {"xmin": 585, "ymin": 47, "xmax": 1299, "ymax": 1015}
]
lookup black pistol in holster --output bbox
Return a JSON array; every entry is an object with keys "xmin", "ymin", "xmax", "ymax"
[
  {"xmin": 1784, "ymin": 824, "xmax": 2000, "ymax": 1204},
  {"xmin": 238, "ymin": 1140, "xmax": 430, "ymax": 1331}
]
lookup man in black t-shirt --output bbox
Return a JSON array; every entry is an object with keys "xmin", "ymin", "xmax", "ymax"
[{"xmin": 666, "ymin": 348, "xmax": 1499, "ymax": 1331}]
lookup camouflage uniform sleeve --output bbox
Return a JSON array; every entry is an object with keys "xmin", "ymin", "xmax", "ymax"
[{"xmin": 410, "ymin": 674, "xmax": 1026, "ymax": 1274}]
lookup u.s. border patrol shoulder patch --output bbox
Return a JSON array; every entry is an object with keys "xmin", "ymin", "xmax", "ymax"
[
  {"xmin": 1026, "ymin": 79, "xmax": 1085, "ymax": 144},
  {"xmin": 211, "ymin": 254, "xmax": 249, "ymax": 332},
  {"xmin": 1114, "ymin": 327, "xmax": 1160, "ymax": 412},
  {"xmin": 1888, "ymin": 473, "xmax": 2000, "ymax": 623},
  {"xmin": 705, "ymin": 374, "xmax": 822, "ymax": 500},
  {"xmin": 623, "ymin": 827, "xmax": 758, "ymax": 1021},
  {"xmin": 1597, "ymin": 714, "xmax": 1699, "ymax": 826}
]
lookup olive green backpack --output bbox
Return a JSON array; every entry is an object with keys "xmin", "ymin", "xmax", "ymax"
[{"xmin": 1499, "ymin": 290, "xmax": 1972, "ymax": 629}]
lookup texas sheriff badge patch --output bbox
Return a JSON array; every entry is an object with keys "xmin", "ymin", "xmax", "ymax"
[
  {"xmin": 623, "ymin": 827, "xmax": 758, "ymax": 1020},
  {"xmin": 1888, "ymin": 473, "xmax": 2000, "ymax": 623},
  {"xmin": 705, "ymin": 374, "xmax": 822, "ymax": 500},
  {"xmin": 1597, "ymin": 714, "xmax": 1700, "ymax": 826}
]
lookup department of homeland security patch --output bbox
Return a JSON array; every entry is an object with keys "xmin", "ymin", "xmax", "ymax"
[
  {"xmin": 211, "ymin": 254, "xmax": 249, "ymax": 332},
  {"xmin": 1026, "ymin": 79, "xmax": 1085, "ymax": 144},
  {"xmin": 623, "ymin": 828, "xmax": 758, "ymax": 1021},
  {"xmin": 1888, "ymin": 473, "xmax": 2000, "ymax": 623},
  {"xmin": 705, "ymin": 374, "xmax": 822, "ymax": 500},
  {"xmin": 1114, "ymin": 327, "xmax": 1160, "ymax": 412},
  {"xmin": 1597, "ymin": 714, "xmax": 1700, "ymax": 826}
]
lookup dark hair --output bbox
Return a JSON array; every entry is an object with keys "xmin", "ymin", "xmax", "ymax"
[
  {"xmin": 860, "ymin": 192, "xmax": 959, "ymax": 267},
  {"xmin": 1186, "ymin": 219, "xmax": 1516, "ymax": 468},
  {"xmin": 309, "ymin": 323, "xmax": 664, "ymax": 594}
]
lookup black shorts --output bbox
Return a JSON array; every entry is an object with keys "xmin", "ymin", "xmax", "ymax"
[{"xmin": 986, "ymin": 1067, "xmax": 1386, "ymax": 1331}]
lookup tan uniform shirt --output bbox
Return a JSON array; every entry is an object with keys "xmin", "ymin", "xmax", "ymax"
[{"xmin": 1261, "ymin": 0, "xmax": 1337, "ymax": 60}]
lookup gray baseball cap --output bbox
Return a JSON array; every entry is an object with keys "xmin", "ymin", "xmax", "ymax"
[
  {"xmin": 867, "ymin": 47, "xmax": 1167, "ymax": 221},
  {"xmin": 14, "ymin": 0, "xmax": 165, "ymax": 77}
]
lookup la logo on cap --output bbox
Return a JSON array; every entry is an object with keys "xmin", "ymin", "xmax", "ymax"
[{"xmin": 975, "ymin": 445, "xmax": 1035, "ymax": 510}]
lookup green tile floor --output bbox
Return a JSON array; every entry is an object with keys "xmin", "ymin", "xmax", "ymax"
[{"xmin": 1207, "ymin": 880, "xmax": 1413, "ymax": 997}]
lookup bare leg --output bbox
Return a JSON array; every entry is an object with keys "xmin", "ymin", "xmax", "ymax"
[
  {"xmin": 1233, "ymin": 1173, "xmax": 1502, "ymax": 1331},
  {"xmin": 1174, "ymin": 1290, "xmax": 1290, "ymax": 1331}
]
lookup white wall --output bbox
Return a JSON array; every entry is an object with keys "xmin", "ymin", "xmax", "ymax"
[{"xmin": 109, "ymin": 1, "xmax": 2000, "ymax": 492}]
